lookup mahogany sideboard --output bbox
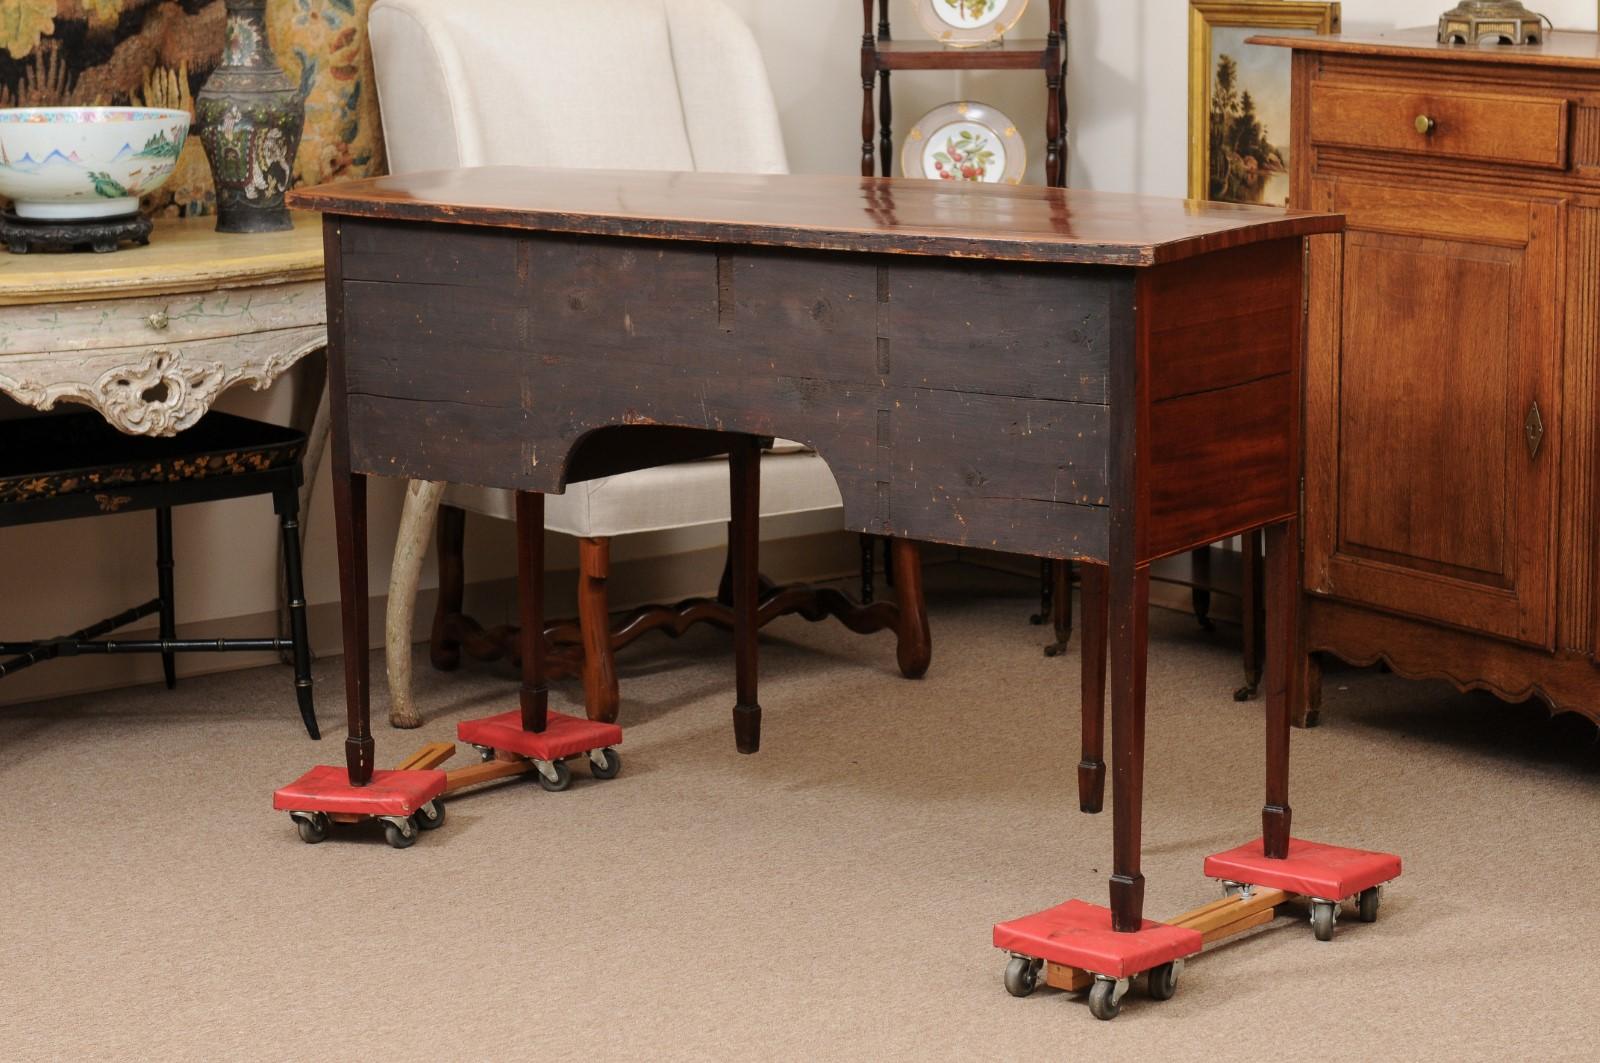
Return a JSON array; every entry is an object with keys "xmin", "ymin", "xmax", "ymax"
[
  {"xmin": 1256, "ymin": 29, "xmax": 1600, "ymax": 726},
  {"xmin": 288, "ymin": 166, "xmax": 1339, "ymax": 932}
]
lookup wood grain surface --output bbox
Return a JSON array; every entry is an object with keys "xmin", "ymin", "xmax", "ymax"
[
  {"xmin": 287, "ymin": 167, "xmax": 1340, "ymax": 268},
  {"xmin": 0, "ymin": 211, "xmax": 323, "ymax": 305}
]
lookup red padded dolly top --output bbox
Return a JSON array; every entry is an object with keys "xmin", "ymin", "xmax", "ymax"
[
  {"xmin": 273, "ymin": 766, "xmax": 447, "ymax": 817},
  {"xmin": 1204, "ymin": 837, "xmax": 1401, "ymax": 900},
  {"xmin": 993, "ymin": 900, "xmax": 1203, "ymax": 979},
  {"xmin": 457, "ymin": 709, "xmax": 622, "ymax": 761}
]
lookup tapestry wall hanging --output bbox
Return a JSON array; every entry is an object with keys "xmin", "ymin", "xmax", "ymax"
[{"xmin": 0, "ymin": 0, "xmax": 385, "ymax": 216}]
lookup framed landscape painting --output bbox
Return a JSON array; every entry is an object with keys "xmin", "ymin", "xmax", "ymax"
[{"xmin": 1188, "ymin": 1, "xmax": 1341, "ymax": 206}]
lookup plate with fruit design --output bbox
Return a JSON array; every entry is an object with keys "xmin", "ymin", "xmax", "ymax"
[
  {"xmin": 901, "ymin": 101, "xmax": 1026, "ymax": 185},
  {"xmin": 914, "ymin": 0, "xmax": 1029, "ymax": 48}
]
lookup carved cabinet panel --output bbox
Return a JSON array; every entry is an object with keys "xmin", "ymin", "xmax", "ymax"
[
  {"xmin": 1305, "ymin": 178, "xmax": 1560, "ymax": 647},
  {"xmin": 1282, "ymin": 31, "xmax": 1600, "ymax": 725}
]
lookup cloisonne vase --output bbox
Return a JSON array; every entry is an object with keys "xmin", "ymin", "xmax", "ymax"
[{"xmin": 195, "ymin": 0, "xmax": 305, "ymax": 233}]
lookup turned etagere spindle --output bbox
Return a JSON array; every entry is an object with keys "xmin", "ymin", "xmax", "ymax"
[{"xmin": 860, "ymin": 0, "xmax": 1069, "ymax": 187}]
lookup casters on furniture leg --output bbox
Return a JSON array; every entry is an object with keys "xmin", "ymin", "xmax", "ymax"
[
  {"xmin": 1145, "ymin": 960, "xmax": 1179, "ymax": 1002},
  {"xmin": 381, "ymin": 815, "xmax": 418, "ymax": 850},
  {"xmin": 472, "ymin": 744, "xmax": 496, "ymax": 763},
  {"xmin": 291, "ymin": 810, "xmax": 328, "ymax": 844},
  {"xmin": 1311, "ymin": 899, "xmax": 1337, "ymax": 941},
  {"xmin": 588, "ymin": 747, "xmax": 622, "ymax": 780},
  {"xmin": 415, "ymin": 799, "xmax": 446, "ymax": 831},
  {"xmin": 1358, "ymin": 886, "xmax": 1381, "ymax": 924},
  {"xmin": 1088, "ymin": 976, "xmax": 1128, "ymax": 1021},
  {"xmin": 1233, "ymin": 678, "xmax": 1260, "ymax": 702},
  {"xmin": 1003, "ymin": 955, "xmax": 1041, "ymax": 998},
  {"xmin": 535, "ymin": 759, "xmax": 573, "ymax": 792}
]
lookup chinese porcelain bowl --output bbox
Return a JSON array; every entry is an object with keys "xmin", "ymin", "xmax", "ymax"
[{"xmin": 0, "ymin": 107, "xmax": 190, "ymax": 221}]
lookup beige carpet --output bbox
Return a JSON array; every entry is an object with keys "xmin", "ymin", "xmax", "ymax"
[{"xmin": 3, "ymin": 565, "xmax": 1598, "ymax": 1061}]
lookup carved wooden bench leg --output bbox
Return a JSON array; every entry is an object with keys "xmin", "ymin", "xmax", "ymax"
[
  {"xmin": 578, "ymin": 536, "xmax": 621, "ymax": 724},
  {"xmin": 430, "ymin": 502, "xmax": 467, "ymax": 672},
  {"xmin": 891, "ymin": 538, "xmax": 932, "ymax": 679}
]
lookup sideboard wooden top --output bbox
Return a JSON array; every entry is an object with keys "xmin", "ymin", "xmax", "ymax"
[
  {"xmin": 287, "ymin": 167, "xmax": 1341, "ymax": 267},
  {"xmin": 1251, "ymin": 26, "xmax": 1600, "ymax": 69},
  {"xmin": 0, "ymin": 211, "xmax": 324, "ymax": 306}
]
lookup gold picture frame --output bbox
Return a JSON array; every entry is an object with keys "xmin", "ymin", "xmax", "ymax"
[{"xmin": 1189, "ymin": 1, "xmax": 1341, "ymax": 205}]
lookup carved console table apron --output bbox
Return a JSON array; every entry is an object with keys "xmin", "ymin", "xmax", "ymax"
[
  {"xmin": 0, "ymin": 213, "xmax": 331, "ymax": 648},
  {"xmin": 0, "ymin": 213, "xmax": 326, "ymax": 438},
  {"xmin": 289, "ymin": 166, "xmax": 1340, "ymax": 934}
]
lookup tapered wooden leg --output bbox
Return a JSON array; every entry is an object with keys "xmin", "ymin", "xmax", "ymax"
[
  {"xmin": 1236, "ymin": 528, "xmax": 1265, "ymax": 701},
  {"xmin": 1045, "ymin": 557, "xmax": 1073, "ymax": 656},
  {"xmin": 1296, "ymin": 651, "xmax": 1323, "ymax": 729},
  {"xmin": 891, "ymin": 538, "xmax": 931, "ymax": 679},
  {"xmin": 430, "ymin": 503, "xmax": 467, "ymax": 671},
  {"xmin": 1263, "ymin": 519, "xmax": 1297, "ymax": 859},
  {"xmin": 578, "ymin": 537, "xmax": 620, "ymax": 724},
  {"xmin": 1078, "ymin": 561, "xmax": 1107, "ymax": 814},
  {"xmin": 516, "ymin": 491, "xmax": 549, "ymax": 734},
  {"xmin": 1108, "ymin": 559, "xmax": 1149, "ymax": 933},
  {"xmin": 1191, "ymin": 547, "xmax": 1214, "ymax": 630},
  {"xmin": 331, "ymin": 466, "xmax": 372, "ymax": 785},
  {"xmin": 730, "ymin": 438, "xmax": 762, "ymax": 753}
]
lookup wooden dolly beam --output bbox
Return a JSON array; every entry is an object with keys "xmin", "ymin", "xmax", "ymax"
[
  {"xmin": 1045, "ymin": 889, "xmax": 1289, "ymax": 993},
  {"xmin": 393, "ymin": 742, "xmax": 546, "ymax": 796}
]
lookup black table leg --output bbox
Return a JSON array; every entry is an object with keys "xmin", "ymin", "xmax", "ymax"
[
  {"xmin": 276, "ymin": 484, "xmax": 319, "ymax": 740},
  {"xmin": 155, "ymin": 507, "xmax": 176, "ymax": 690}
]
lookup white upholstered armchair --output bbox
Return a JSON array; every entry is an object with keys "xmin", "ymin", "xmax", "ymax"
[{"xmin": 368, "ymin": 0, "xmax": 931, "ymax": 729}]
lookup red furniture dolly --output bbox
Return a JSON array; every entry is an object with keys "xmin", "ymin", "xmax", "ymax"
[
  {"xmin": 995, "ymin": 542, "xmax": 1401, "ymax": 1020},
  {"xmin": 274, "ymin": 483, "xmax": 623, "ymax": 846},
  {"xmin": 274, "ymin": 764, "xmax": 447, "ymax": 849}
]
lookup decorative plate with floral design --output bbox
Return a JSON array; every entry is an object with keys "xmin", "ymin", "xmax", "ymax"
[
  {"xmin": 914, "ymin": 0, "xmax": 1030, "ymax": 48},
  {"xmin": 901, "ymin": 101, "xmax": 1026, "ymax": 185}
]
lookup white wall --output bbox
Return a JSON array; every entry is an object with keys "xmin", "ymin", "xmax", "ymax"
[{"xmin": 6, "ymin": 0, "xmax": 1596, "ymax": 703}]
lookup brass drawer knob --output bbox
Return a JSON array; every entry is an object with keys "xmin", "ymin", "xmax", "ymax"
[
  {"xmin": 1415, "ymin": 114, "xmax": 1437, "ymax": 135},
  {"xmin": 145, "ymin": 309, "xmax": 170, "ymax": 331}
]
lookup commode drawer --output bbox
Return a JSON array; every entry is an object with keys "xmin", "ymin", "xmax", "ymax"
[{"xmin": 1310, "ymin": 82, "xmax": 1568, "ymax": 170}]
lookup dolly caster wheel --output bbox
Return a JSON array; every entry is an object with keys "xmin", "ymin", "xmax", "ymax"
[
  {"xmin": 1221, "ymin": 880, "xmax": 1244, "ymax": 898},
  {"xmin": 415, "ymin": 800, "xmax": 446, "ymax": 831},
  {"xmin": 384, "ymin": 818, "xmax": 418, "ymax": 849},
  {"xmin": 294, "ymin": 812, "xmax": 328, "ymax": 844},
  {"xmin": 1146, "ymin": 961, "xmax": 1178, "ymax": 1002},
  {"xmin": 537, "ymin": 760, "xmax": 573, "ymax": 792},
  {"xmin": 1358, "ymin": 887, "xmax": 1380, "ymax": 924},
  {"xmin": 473, "ymin": 744, "xmax": 496, "ymax": 763},
  {"xmin": 1311, "ymin": 900, "xmax": 1336, "ymax": 941},
  {"xmin": 589, "ymin": 748, "xmax": 622, "ymax": 780},
  {"xmin": 1003, "ymin": 956, "xmax": 1040, "ymax": 998},
  {"xmin": 1088, "ymin": 977, "xmax": 1123, "ymax": 1021}
]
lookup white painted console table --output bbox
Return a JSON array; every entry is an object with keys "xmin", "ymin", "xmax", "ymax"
[{"xmin": 0, "ymin": 212, "xmax": 330, "ymax": 639}]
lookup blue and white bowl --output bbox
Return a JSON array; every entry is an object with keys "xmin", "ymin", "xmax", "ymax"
[{"xmin": 0, "ymin": 107, "xmax": 190, "ymax": 221}]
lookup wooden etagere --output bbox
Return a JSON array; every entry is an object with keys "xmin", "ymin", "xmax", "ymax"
[{"xmin": 860, "ymin": 0, "xmax": 1069, "ymax": 187}]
